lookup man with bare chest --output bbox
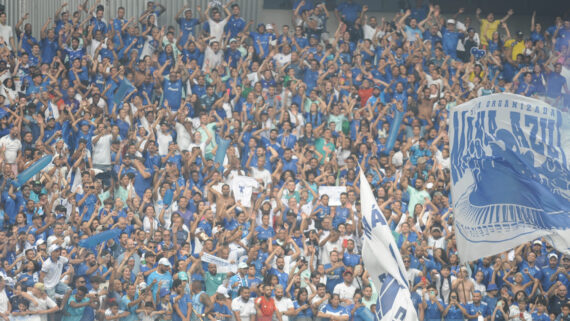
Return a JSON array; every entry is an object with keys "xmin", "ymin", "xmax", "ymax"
[
  {"xmin": 417, "ymin": 87, "xmax": 437, "ymax": 129},
  {"xmin": 452, "ymin": 266, "xmax": 475, "ymax": 304}
]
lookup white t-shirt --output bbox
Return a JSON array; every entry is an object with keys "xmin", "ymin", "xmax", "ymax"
[
  {"xmin": 92, "ymin": 134, "xmax": 112, "ymax": 166},
  {"xmin": 274, "ymin": 297, "xmax": 294, "ymax": 321},
  {"xmin": 28, "ymin": 291, "xmax": 57, "ymax": 321},
  {"xmin": 273, "ymin": 53, "xmax": 291, "ymax": 68},
  {"xmin": 333, "ymin": 282, "xmax": 357, "ymax": 304},
  {"xmin": 41, "ymin": 256, "xmax": 69, "ymax": 289},
  {"xmin": 250, "ymin": 167, "xmax": 272, "ymax": 188},
  {"xmin": 204, "ymin": 46, "xmax": 224, "ymax": 71},
  {"xmin": 0, "ymin": 24, "xmax": 13, "ymax": 50},
  {"xmin": 175, "ymin": 122, "xmax": 192, "ymax": 152},
  {"xmin": 231, "ymin": 297, "xmax": 256, "ymax": 321},
  {"xmin": 156, "ymin": 130, "xmax": 173, "ymax": 156},
  {"xmin": 0, "ymin": 289, "xmax": 8, "ymax": 315},
  {"xmin": 208, "ymin": 19, "xmax": 228, "ymax": 42},
  {"xmin": 508, "ymin": 305, "xmax": 532, "ymax": 321},
  {"xmin": 320, "ymin": 239, "xmax": 342, "ymax": 266},
  {"xmin": 0, "ymin": 135, "xmax": 21, "ymax": 163}
]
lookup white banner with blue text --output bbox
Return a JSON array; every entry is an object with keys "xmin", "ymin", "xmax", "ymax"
[{"xmin": 449, "ymin": 93, "xmax": 570, "ymax": 262}]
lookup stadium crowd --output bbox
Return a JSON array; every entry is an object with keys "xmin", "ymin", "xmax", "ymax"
[{"xmin": 0, "ymin": 0, "xmax": 568, "ymax": 320}]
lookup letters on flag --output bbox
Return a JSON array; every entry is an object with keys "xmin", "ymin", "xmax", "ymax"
[
  {"xmin": 359, "ymin": 169, "xmax": 418, "ymax": 321},
  {"xmin": 449, "ymin": 93, "xmax": 570, "ymax": 262}
]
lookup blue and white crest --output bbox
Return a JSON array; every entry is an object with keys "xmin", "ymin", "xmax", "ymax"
[
  {"xmin": 450, "ymin": 93, "xmax": 570, "ymax": 262},
  {"xmin": 470, "ymin": 47, "xmax": 486, "ymax": 60}
]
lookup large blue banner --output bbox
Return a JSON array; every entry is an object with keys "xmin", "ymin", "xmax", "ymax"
[{"xmin": 450, "ymin": 93, "xmax": 570, "ymax": 262}]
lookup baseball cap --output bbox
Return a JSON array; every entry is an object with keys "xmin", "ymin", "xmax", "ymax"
[
  {"xmin": 487, "ymin": 284, "xmax": 498, "ymax": 291},
  {"xmin": 266, "ymin": 24, "xmax": 273, "ymax": 30},
  {"xmin": 548, "ymin": 253, "xmax": 559, "ymax": 260},
  {"xmin": 159, "ymin": 288, "xmax": 170, "ymax": 298},
  {"xmin": 48, "ymin": 244, "xmax": 61, "ymax": 255},
  {"xmin": 217, "ymin": 285, "xmax": 230, "ymax": 298},
  {"xmin": 533, "ymin": 240, "xmax": 542, "ymax": 246},
  {"xmin": 238, "ymin": 262, "xmax": 248, "ymax": 269},
  {"xmin": 447, "ymin": 19, "xmax": 455, "ymax": 25},
  {"xmin": 158, "ymin": 258, "xmax": 172, "ymax": 267},
  {"xmin": 178, "ymin": 272, "xmax": 189, "ymax": 281}
]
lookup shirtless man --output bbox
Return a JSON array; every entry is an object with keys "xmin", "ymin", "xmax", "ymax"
[
  {"xmin": 207, "ymin": 173, "xmax": 236, "ymax": 215},
  {"xmin": 417, "ymin": 87, "xmax": 437, "ymax": 129},
  {"xmin": 452, "ymin": 266, "xmax": 474, "ymax": 304}
]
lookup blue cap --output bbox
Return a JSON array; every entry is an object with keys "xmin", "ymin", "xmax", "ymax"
[
  {"xmin": 159, "ymin": 288, "xmax": 170, "ymax": 297},
  {"xmin": 257, "ymin": 23, "xmax": 265, "ymax": 29},
  {"xmin": 192, "ymin": 273, "xmax": 204, "ymax": 282},
  {"xmin": 78, "ymin": 120, "xmax": 90, "ymax": 127},
  {"xmin": 487, "ymin": 284, "xmax": 498, "ymax": 291}
]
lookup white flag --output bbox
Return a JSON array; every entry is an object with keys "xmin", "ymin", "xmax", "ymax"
[
  {"xmin": 449, "ymin": 93, "xmax": 570, "ymax": 262},
  {"xmin": 359, "ymin": 169, "xmax": 418, "ymax": 321}
]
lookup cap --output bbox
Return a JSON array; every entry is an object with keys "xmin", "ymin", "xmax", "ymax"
[
  {"xmin": 216, "ymin": 285, "xmax": 230, "ymax": 298},
  {"xmin": 266, "ymin": 24, "xmax": 273, "ymax": 30},
  {"xmin": 158, "ymin": 257, "xmax": 172, "ymax": 267},
  {"xmin": 487, "ymin": 283, "xmax": 498, "ymax": 291},
  {"xmin": 229, "ymin": 38, "xmax": 237, "ymax": 43},
  {"xmin": 238, "ymin": 262, "xmax": 248, "ymax": 269},
  {"xmin": 548, "ymin": 253, "xmax": 559, "ymax": 260},
  {"xmin": 533, "ymin": 240, "xmax": 542, "ymax": 246},
  {"xmin": 137, "ymin": 282, "xmax": 148, "ymax": 292},
  {"xmin": 447, "ymin": 19, "xmax": 455, "ymax": 25},
  {"xmin": 257, "ymin": 23, "xmax": 265, "ymax": 29},
  {"xmin": 48, "ymin": 244, "xmax": 61, "ymax": 255},
  {"xmin": 343, "ymin": 269, "xmax": 353, "ymax": 276},
  {"xmin": 178, "ymin": 272, "xmax": 189, "ymax": 281},
  {"xmin": 159, "ymin": 287, "xmax": 170, "ymax": 298},
  {"xmin": 426, "ymin": 182, "xmax": 434, "ymax": 189},
  {"xmin": 516, "ymin": 30, "xmax": 524, "ymax": 37},
  {"xmin": 431, "ymin": 226, "xmax": 441, "ymax": 233}
]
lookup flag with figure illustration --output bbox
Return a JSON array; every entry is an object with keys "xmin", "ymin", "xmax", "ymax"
[
  {"xmin": 359, "ymin": 169, "xmax": 418, "ymax": 321},
  {"xmin": 449, "ymin": 93, "xmax": 570, "ymax": 262}
]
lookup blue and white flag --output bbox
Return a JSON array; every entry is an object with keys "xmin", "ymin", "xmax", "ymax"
[
  {"xmin": 450, "ymin": 93, "xmax": 570, "ymax": 262},
  {"xmin": 359, "ymin": 169, "xmax": 418, "ymax": 321}
]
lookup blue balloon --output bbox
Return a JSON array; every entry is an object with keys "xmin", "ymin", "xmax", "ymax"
[
  {"xmin": 385, "ymin": 110, "xmax": 404, "ymax": 152},
  {"xmin": 163, "ymin": 189, "xmax": 174, "ymax": 206},
  {"xmin": 13, "ymin": 155, "xmax": 53, "ymax": 188},
  {"xmin": 214, "ymin": 137, "xmax": 231, "ymax": 172},
  {"xmin": 78, "ymin": 228, "xmax": 122, "ymax": 250}
]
